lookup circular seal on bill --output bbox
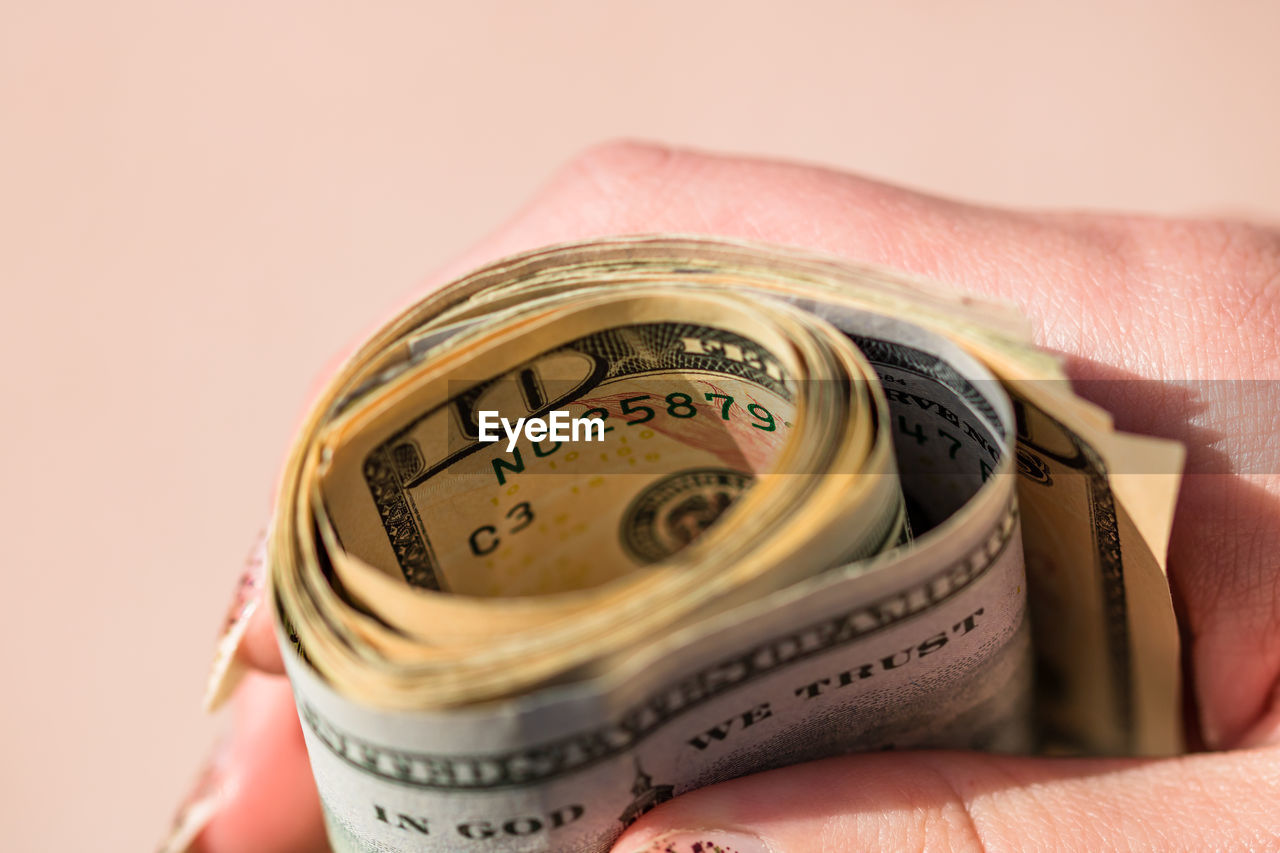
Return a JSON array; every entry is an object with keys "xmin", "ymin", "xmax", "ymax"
[{"xmin": 620, "ymin": 467, "xmax": 755, "ymax": 564}]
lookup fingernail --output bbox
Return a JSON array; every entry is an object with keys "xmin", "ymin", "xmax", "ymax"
[
  {"xmin": 203, "ymin": 531, "xmax": 267, "ymax": 712},
  {"xmin": 156, "ymin": 742, "xmax": 232, "ymax": 853},
  {"xmin": 626, "ymin": 831, "xmax": 774, "ymax": 853}
]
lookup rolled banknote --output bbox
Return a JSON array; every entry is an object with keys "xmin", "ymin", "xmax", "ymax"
[{"xmin": 264, "ymin": 237, "xmax": 1184, "ymax": 853}]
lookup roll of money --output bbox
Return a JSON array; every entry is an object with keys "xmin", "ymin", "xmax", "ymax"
[{"xmin": 266, "ymin": 237, "xmax": 1185, "ymax": 853}]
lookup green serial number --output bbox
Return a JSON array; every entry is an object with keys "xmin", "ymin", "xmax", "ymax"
[{"xmin": 581, "ymin": 392, "xmax": 781, "ymax": 431}]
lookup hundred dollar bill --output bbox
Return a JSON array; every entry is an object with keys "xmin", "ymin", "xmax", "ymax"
[{"xmin": 261, "ymin": 237, "xmax": 1184, "ymax": 853}]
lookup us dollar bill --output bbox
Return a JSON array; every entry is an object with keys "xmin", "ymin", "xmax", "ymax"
[{"xmin": 260, "ymin": 237, "xmax": 1184, "ymax": 853}]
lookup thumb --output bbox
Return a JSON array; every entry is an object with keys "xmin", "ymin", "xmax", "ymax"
[{"xmin": 611, "ymin": 746, "xmax": 1280, "ymax": 852}]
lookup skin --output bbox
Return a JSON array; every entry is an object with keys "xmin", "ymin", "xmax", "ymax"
[{"xmin": 184, "ymin": 142, "xmax": 1280, "ymax": 852}]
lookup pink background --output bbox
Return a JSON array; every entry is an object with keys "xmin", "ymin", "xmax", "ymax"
[{"xmin": 2, "ymin": 3, "xmax": 1277, "ymax": 850}]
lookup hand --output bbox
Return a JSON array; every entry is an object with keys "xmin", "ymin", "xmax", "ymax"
[{"xmin": 163, "ymin": 142, "xmax": 1280, "ymax": 853}]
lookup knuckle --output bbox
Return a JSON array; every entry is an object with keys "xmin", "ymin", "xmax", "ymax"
[
  {"xmin": 1106, "ymin": 217, "xmax": 1280, "ymax": 374},
  {"xmin": 1101, "ymin": 216, "xmax": 1278, "ymax": 279},
  {"xmin": 1184, "ymin": 220, "xmax": 1280, "ymax": 290},
  {"xmin": 1187, "ymin": 221, "xmax": 1280, "ymax": 369},
  {"xmin": 518, "ymin": 140, "xmax": 681, "ymax": 236},
  {"xmin": 562, "ymin": 139, "xmax": 677, "ymax": 192}
]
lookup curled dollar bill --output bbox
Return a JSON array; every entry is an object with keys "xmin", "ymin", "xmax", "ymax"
[{"xmin": 268, "ymin": 237, "xmax": 1184, "ymax": 853}]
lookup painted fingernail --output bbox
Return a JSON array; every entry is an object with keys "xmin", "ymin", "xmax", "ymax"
[
  {"xmin": 626, "ymin": 831, "xmax": 774, "ymax": 853},
  {"xmin": 156, "ymin": 743, "xmax": 232, "ymax": 853},
  {"xmin": 202, "ymin": 531, "xmax": 267, "ymax": 712}
]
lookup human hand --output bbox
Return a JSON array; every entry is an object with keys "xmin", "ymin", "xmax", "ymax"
[{"xmin": 162, "ymin": 142, "xmax": 1280, "ymax": 853}]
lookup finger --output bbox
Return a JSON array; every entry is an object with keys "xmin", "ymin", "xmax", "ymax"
[
  {"xmin": 161, "ymin": 673, "xmax": 328, "ymax": 853},
  {"xmin": 437, "ymin": 141, "xmax": 1280, "ymax": 748},
  {"xmin": 204, "ymin": 532, "xmax": 285, "ymax": 712},
  {"xmin": 611, "ymin": 745, "xmax": 1280, "ymax": 853}
]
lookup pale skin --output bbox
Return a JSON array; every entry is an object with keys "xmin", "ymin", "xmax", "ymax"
[{"xmin": 180, "ymin": 142, "xmax": 1280, "ymax": 852}]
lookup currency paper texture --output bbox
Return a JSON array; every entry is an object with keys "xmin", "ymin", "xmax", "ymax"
[{"xmin": 264, "ymin": 237, "xmax": 1184, "ymax": 853}]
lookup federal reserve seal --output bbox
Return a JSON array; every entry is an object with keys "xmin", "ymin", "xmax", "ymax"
[{"xmin": 620, "ymin": 467, "xmax": 755, "ymax": 563}]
